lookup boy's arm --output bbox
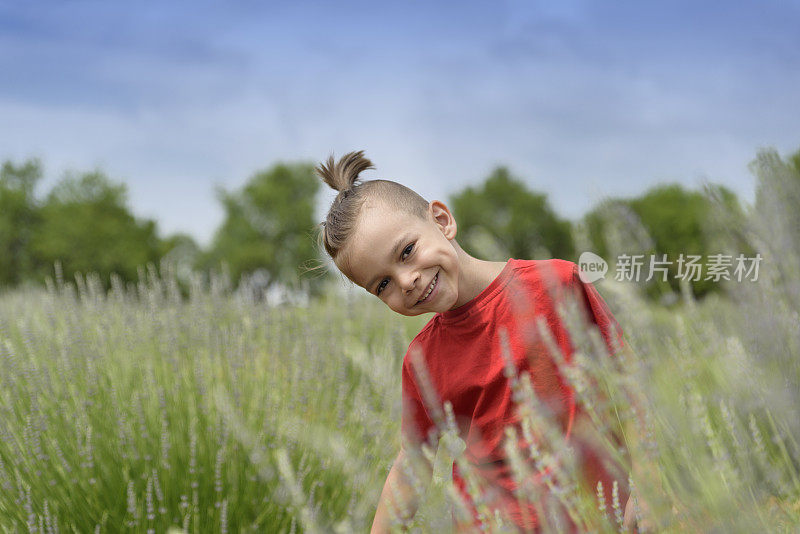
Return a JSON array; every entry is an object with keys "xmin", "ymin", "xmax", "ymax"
[{"xmin": 371, "ymin": 447, "xmax": 432, "ymax": 533}]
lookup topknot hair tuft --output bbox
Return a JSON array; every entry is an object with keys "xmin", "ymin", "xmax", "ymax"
[
  {"xmin": 314, "ymin": 150, "xmax": 375, "ymax": 193},
  {"xmin": 314, "ymin": 149, "xmax": 430, "ymax": 270}
]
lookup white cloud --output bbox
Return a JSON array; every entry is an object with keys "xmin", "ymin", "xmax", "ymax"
[{"xmin": 1, "ymin": 1, "xmax": 798, "ymax": 248}]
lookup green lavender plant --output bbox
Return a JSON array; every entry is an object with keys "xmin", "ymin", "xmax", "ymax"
[{"xmin": 0, "ymin": 150, "xmax": 798, "ymax": 532}]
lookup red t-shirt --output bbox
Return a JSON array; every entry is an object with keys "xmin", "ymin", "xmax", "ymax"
[{"xmin": 400, "ymin": 259, "xmax": 628, "ymax": 531}]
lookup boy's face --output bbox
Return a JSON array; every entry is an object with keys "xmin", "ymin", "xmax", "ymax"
[{"xmin": 341, "ymin": 199, "xmax": 461, "ymax": 316}]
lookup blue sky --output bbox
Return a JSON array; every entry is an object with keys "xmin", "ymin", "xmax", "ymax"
[{"xmin": 2, "ymin": 0, "xmax": 799, "ymax": 245}]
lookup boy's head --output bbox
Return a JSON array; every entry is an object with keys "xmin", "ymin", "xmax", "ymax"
[{"xmin": 316, "ymin": 150, "xmax": 462, "ymax": 316}]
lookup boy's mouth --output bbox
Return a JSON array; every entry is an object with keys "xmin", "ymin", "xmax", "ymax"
[{"xmin": 416, "ymin": 272, "xmax": 439, "ymax": 305}]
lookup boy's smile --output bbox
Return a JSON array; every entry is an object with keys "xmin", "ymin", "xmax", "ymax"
[
  {"xmin": 340, "ymin": 199, "xmax": 462, "ymax": 316},
  {"xmin": 415, "ymin": 271, "xmax": 439, "ymax": 304}
]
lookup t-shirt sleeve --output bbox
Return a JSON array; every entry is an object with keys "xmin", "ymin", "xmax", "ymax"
[
  {"xmin": 570, "ymin": 263, "xmax": 625, "ymax": 356},
  {"xmin": 400, "ymin": 357, "xmax": 435, "ymax": 450}
]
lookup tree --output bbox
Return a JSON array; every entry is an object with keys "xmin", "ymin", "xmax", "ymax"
[
  {"xmin": 789, "ymin": 147, "xmax": 800, "ymax": 175},
  {"xmin": 448, "ymin": 167, "xmax": 575, "ymax": 261},
  {"xmin": 204, "ymin": 161, "xmax": 320, "ymax": 291},
  {"xmin": 30, "ymin": 170, "xmax": 161, "ymax": 285},
  {"xmin": 748, "ymin": 147, "xmax": 800, "ymax": 310},
  {"xmin": 583, "ymin": 183, "xmax": 752, "ymax": 299},
  {"xmin": 0, "ymin": 159, "xmax": 42, "ymax": 287}
]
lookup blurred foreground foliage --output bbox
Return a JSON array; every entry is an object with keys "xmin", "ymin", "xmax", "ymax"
[{"xmin": 0, "ymin": 147, "xmax": 798, "ymax": 532}]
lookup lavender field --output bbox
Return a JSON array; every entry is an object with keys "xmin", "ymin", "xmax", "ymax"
[{"xmin": 1, "ymin": 152, "xmax": 799, "ymax": 532}]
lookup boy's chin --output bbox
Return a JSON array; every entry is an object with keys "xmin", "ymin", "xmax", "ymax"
[
  {"xmin": 389, "ymin": 291, "xmax": 457, "ymax": 316},
  {"xmin": 392, "ymin": 304, "xmax": 435, "ymax": 317},
  {"xmin": 396, "ymin": 307, "xmax": 426, "ymax": 317},
  {"xmin": 401, "ymin": 301, "xmax": 455, "ymax": 316}
]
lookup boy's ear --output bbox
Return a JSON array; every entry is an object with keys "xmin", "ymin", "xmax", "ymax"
[{"xmin": 428, "ymin": 200, "xmax": 457, "ymax": 240}]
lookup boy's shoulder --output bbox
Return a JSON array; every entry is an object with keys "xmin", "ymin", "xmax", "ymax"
[{"xmin": 510, "ymin": 257, "xmax": 577, "ymax": 286}]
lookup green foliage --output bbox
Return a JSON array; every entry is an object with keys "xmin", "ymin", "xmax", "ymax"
[
  {"xmin": 630, "ymin": 184, "xmax": 718, "ymax": 298},
  {"xmin": 1, "ymin": 148, "xmax": 799, "ymax": 532},
  {"xmin": 0, "ymin": 276, "xmax": 424, "ymax": 532},
  {"xmin": 629, "ymin": 184, "xmax": 710, "ymax": 257},
  {"xmin": 203, "ymin": 162, "xmax": 321, "ymax": 292},
  {"xmin": 789, "ymin": 148, "xmax": 800, "ymax": 175},
  {"xmin": 30, "ymin": 170, "xmax": 161, "ymax": 285},
  {"xmin": 449, "ymin": 167, "xmax": 575, "ymax": 261},
  {"xmin": 0, "ymin": 147, "xmax": 796, "ymax": 311},
  {"xmin": 0, "ymin": 159, "xmax": 42, "ymax": 287},
  {"xmin": 749, "ymin": 148, "xmax": 800, "ymax": 313},
  {"xmin": 1, "ymin": 243, "xmax": 799, "ymax": 531},
  {"xmin": 583, "ymin": 183, "xmax": 753, "ymax": 300}
]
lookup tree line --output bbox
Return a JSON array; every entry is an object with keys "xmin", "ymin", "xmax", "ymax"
[{"xmin": 2, "ymin": 149, "xmax": 797, "ymax": 301}]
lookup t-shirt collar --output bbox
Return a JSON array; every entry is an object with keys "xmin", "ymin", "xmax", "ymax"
[{"xmin": 438, "ymin": 259, "xmax": 517, "ymax": 324}]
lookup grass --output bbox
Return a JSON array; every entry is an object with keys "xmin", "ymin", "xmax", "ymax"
[
  {"xmin": 1, "ymin": 150, "xmax": 799, "ymax": 532},
  {"xmin": 1, "ymin": 268, "xmax": 798, "ymax": 533},
  {"xmin": 0, "ymin": 272, "xmax": 431, "ymax": 532}
]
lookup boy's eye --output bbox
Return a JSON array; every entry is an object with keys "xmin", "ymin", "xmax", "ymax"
[
  {"xmin": 376, "ymin": 279, "xmax": 389, "ymax": 295},
  {"xmin": 375, "ymin": 243, "xmax": 414, "ymax": 295}
]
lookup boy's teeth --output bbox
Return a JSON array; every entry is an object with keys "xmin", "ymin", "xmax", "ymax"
[{"xmin": 419, "ymin": 273, "xmax": 437, "ymax": 302}]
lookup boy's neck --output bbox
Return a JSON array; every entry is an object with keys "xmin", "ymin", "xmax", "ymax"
[{"xmin": 452, "ymin": 243, "xmax": 508, "ymax": 309}]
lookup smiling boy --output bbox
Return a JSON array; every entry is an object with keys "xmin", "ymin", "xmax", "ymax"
[
  {"xmin": 343, "ymin": 196, "xmax": 505, "ymax": 316},
  {"xmin": 316, "ymin": 151, "xmax": 636, "ymax": 532}
]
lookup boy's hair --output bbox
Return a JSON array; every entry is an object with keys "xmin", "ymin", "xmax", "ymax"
[{"xmin": 315, "ymin": 150, "xmax": 430, "ymax": 269}]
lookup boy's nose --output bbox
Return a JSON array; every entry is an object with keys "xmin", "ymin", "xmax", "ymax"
[{"xmin": 399, "ymin": 269, "xmax": 420, "ymax": 293}]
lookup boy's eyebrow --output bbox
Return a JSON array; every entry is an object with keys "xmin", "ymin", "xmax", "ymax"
[{"xmin": 366, "ymin": 233, "xmax": 411, "ymax": 291}]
